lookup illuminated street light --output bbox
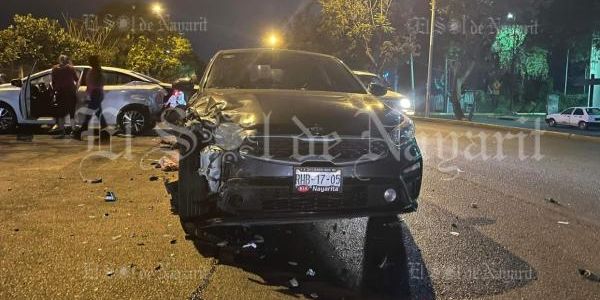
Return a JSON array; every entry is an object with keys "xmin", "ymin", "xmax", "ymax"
[
  {"xmin": 264, "ymin": 32, "xmax": 281, "ymax": 48},
  {"xmin": 507, "ymin": 12, "xmax": 515, "ymax": 21},
  {"xmin": 151, "ymin": 3, "xmax": 163, "ymax": 15}
]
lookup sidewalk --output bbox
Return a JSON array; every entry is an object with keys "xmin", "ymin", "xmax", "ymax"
[{"xmin": 420, "ymin": 113, "xmax": 600, "ymax": 138}]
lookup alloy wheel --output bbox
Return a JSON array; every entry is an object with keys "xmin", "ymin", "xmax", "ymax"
[
  {"xmin": 0, "ymin": 107, "xmax": 16, "ymax": 132},
  {"xmin": 122, "ymin": 110, "xmax": 145, "ymax": 135}
]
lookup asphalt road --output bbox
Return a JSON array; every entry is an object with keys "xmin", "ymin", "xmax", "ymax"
[{"xmin": 1, "ymin": 121, "xmax": 599, "ymax": 299}]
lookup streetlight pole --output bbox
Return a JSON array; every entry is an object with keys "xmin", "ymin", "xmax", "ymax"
[
  {"xmin": 507, "ymin": 12, "xmax": 516, "ymax": 113},
  {"xmin": 425, "ymin": 0, "xmax": 436, "ymax": 117}
]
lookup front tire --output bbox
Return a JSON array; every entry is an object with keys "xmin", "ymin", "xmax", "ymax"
[
  {"xmin": 117, "ymin": 108, "xmax": 150, "ymax": 135},
  {"xmin": 578, "ymin": 121, "xmax": 588, "ymax": 130},
  {"xmin": 177, "ymin": 132, "xmax": 210, "ymax": 222},
  {"xmin": 0, "ymin": 104, "xmax": 17, "ymax": 134},
  {"xmin": 547, "ymin": 118, "xmax": 556, "ymax": 127}
]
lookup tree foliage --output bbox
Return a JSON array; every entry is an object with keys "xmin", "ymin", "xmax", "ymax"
[
  {"xmin": 318, "ymin": 0, "xmax": 403, "ymax": 72},
  {"xmin": 126, "ymin": 34, "xmax": 195, "ymax": 82},
  {"xmin": 492, "ymin": 25, "xmax": 527, "ymax": 70},
  {"xmin": 0, "ymin": 14, "xmax": 72, "ymax": 71}
]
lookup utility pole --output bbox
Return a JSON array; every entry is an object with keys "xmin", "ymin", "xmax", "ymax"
[
  {"xmin": 410, "ymin": 52, "xmax": 416, "ymax": 108},
  {"xmin": 425, "ymin": 0, "xmax": 436, "ymax": 117},
  {"xmin": 444, "ymin": 56, "xmax": 448, "ymax": 113},
  {"xmin": 563, "ymin": 48, "xmax": 570, "ymax": 95}
]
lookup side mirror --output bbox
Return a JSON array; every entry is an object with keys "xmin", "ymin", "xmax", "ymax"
[
  {"xmin": 368, "ymin": 82, "xmax": 387, "ymax": 97},
  {"xmin": 11, "ymin": 79, "xmax": 22, "ymax": 88}
]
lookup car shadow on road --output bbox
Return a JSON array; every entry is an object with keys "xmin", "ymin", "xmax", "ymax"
[{"xmin": 165, "ymin": 181, "xmax": 436, "ymax": 299}]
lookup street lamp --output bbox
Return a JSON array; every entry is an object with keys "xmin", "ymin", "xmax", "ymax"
[
  {"xmin": 506, "ymin": 12, "xmax": 517, "ymax": 112},
  {"xmin": 151, "ymin": 3, "xmax": 163, "ymax": 15},
  {"xmin": 264, "ymin": 32, "xmax": 281, "ymax": 48},
  {"xmin": 424, "ymin": 0, "xmax": 437, "ymax": 117}
]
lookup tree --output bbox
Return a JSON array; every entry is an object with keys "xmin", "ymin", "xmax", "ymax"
[
  {"xmin": 126, "ymin": 33, "xmax": 195, "ymax": 81},
  {"xmin": 0, "ymin": 14, "xmax": 72, "ymax": 75},
  {"xmin": 436, "ymin": 0, "xmax": 498, "ymax": 119},
  {"xmin": 318, "ymin": 0, "xmax": 403, "ymax": 73}
]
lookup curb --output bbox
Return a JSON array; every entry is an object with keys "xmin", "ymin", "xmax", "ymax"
[{"xmin": 411, "ymin": 116, "xmax": 600, "ymax": 144}]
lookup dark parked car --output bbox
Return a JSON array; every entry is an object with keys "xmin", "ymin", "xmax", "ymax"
[{"xmin": 177, "ymin": 48, "xmax": 422, "ymax": 229}]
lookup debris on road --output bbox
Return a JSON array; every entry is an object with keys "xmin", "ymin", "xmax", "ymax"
[
  {"xmin": 159, "ymin": 156, "xmax": 179, "ymax": 172},
  {"xmin": 557, "ymin": 221, "xmax": 569, "ymax": 225},
  {"xmin": 170, "ymin": 239, "xmax": 177, "ymax": 244},
  {"xmin": 216, "ymin": 241, "xmax": 228, "ymax": 247},
  {"xmin": 242, "ymin": 242, "xmax": 257, "ymax": 249},
  {"xmin": 470, "ymin": 203, "xmax": 478, "ymax": 209},
  {"xmin": 111, "ymin": 235, "xmax": 122, "ymax": 241},
  {"xmin": 309, "ymin": 293, "xmax": 319, "ymax": 299},
  {"xmin": 154, "ymin": 264, "xmax": 162, "ymax": 271},
  {"xmin": 578, "ymin": 269, "xmax": 600, "ymax": 282},
  {"xmin": 106, "ymin": 270, "xmax": 115, "ymax": 277},
  {"xmin": 451, "ymin": 223, "xmax": 458, "ymax": 228},
  {"xmin": 450, "ymin": 231, "xmax": 460, "ymax": 236},
  {"xmin": 289, "ymin": 277, "xmax": 299, "ymax": 288},
  {"xmin": 149, "ymin": 175, "xmax": 159, "ymax": 181},
  {"xmin": 288, "ymin": 261, "xmax": 298, "ymax": 266},
  {"xmin": 306, "ymin": 268, "xmax": 316, "ymax": 277},
  {"xmin": 104, "ymin": 191, "xmax": 117, "ymax": 202},
  {"xmin": 545, "ymin": 197, "xmax": 560, "ymax": 205},
  {"xmin": 86, "ymin": 178, "xmax": 102, "ymax": 184}
]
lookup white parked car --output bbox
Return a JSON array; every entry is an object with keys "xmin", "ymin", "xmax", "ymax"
[
  {"xmin": 546, "ymin": 107, "xmax": 600, "ymax": 130},
  {"xmin": 0, "ymin": 66, "xmax": 171, "ymax": 135}
]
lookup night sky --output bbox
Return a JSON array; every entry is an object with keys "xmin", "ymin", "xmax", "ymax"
[{"xmin": 0, "ymin": 0, "xmax": 309, "ymax": 60}]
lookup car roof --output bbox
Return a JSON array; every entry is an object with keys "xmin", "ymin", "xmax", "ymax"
[
  {"xmin": 26, "ymin": 66, "xmax": 162, "ymax": 83},
  {"xmin": 215, "ymin": 48, "xmax": 339, "ymax": 60},
  {"xmin": 352, "ymin": 70, "xmax": 378, "ymax": 77}
]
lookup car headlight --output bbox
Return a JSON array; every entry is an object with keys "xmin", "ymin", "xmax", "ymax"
[
  {"xmin": 399, "ymin": 98, "xmax": 412, "ymax": 109},
  {"xmin": 389, "ymin": 117, "xmax": 415, "ymax": 147}
]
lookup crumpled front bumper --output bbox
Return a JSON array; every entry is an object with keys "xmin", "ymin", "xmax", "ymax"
[{"xmin": 198, "ymin": 142, "xmax": 422, "ymax": 227}]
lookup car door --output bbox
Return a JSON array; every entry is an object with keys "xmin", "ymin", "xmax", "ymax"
[
  {"xmin": 25, "ymin": 71, "xmax": 55, "ymax": 119},
  {"xmin": 571, "ymin": 108, "xmax": 585, "ymax": 126},
  {"xmin": 557, "ymin": 108, "xmax": 574, "ymax": 125}
]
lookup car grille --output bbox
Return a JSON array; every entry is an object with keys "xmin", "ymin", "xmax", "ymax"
[
  {"xmin": 243, "ymin": 137, "xmax": 389, "ymax": 163},
  {"xmin": 260, "ymin": 188, "xmax": 368, "ymax": 212}
]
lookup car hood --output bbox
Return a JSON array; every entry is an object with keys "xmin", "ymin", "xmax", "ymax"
[
  {"xmin": 381, "ymin": 90, "xmax": 405, "ymax": 101},
  {"xmin": 0, "ymin": 83, "xmax": 18, "ymax": 91},
  {"xmin": 188, "ymin": 89, "xmax": 401, "ymax": 136}
]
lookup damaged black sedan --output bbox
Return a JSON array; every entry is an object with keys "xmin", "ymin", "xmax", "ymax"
[{"xmin": 177, "ymin": 48, "xmax": 422, "ymax": 227}]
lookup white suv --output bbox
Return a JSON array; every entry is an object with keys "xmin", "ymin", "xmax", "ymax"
[{"xmin": 546, "ymin": 107, "xmax": 600, "ymax": 130}]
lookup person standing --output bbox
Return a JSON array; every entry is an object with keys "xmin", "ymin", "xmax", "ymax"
[
  {"xmin": 51, "ymin": 55, "xmax": 78, "ymax": 138},
  {"xmin": 73, "ymin": 55, "xmax": 107, "ymax": 140}
]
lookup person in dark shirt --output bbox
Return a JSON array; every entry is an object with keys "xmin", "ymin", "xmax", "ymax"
[
  {"xmin": 73, "ymin": 55, "xmax": 107, "ymax": 140},
  {"xmin": 51, "ymin": 55, "xmax": 79, "ymax": 138}
]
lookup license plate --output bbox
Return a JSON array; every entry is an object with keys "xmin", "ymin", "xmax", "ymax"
[{"xmin": 294, "ymin": 167, "xmax": 342, "ymax": 193}]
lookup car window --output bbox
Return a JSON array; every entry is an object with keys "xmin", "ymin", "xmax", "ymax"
[
  {"xmin": 102, "ymin": 71, "xmax": 138, "ymax": 86},
  {"xmin": 205, "ymin": 51, "xmax": 366, "ymax": 94},
  {"xmin": 29, "ymin": 73, "xmax": 52, "ymax": 87},
  {"xmin": 586, "ymin": 108, "xmax": 600, "ymax": 115},
  {"xmin": 573, "ymin": 109, "xmax": 584, "ymax": 116},
  {"xmin": 561, "ymin": 108, "xmax": 574, "ymax": 115}
]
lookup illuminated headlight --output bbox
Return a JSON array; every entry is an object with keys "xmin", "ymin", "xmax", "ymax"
[
  {"xmin": 389, "ymin": 118, "xmax": 415, "ymax": 147},
  {"xmin": 399, "ymin": 98, "xmax": 412, "ymax": 109}
]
